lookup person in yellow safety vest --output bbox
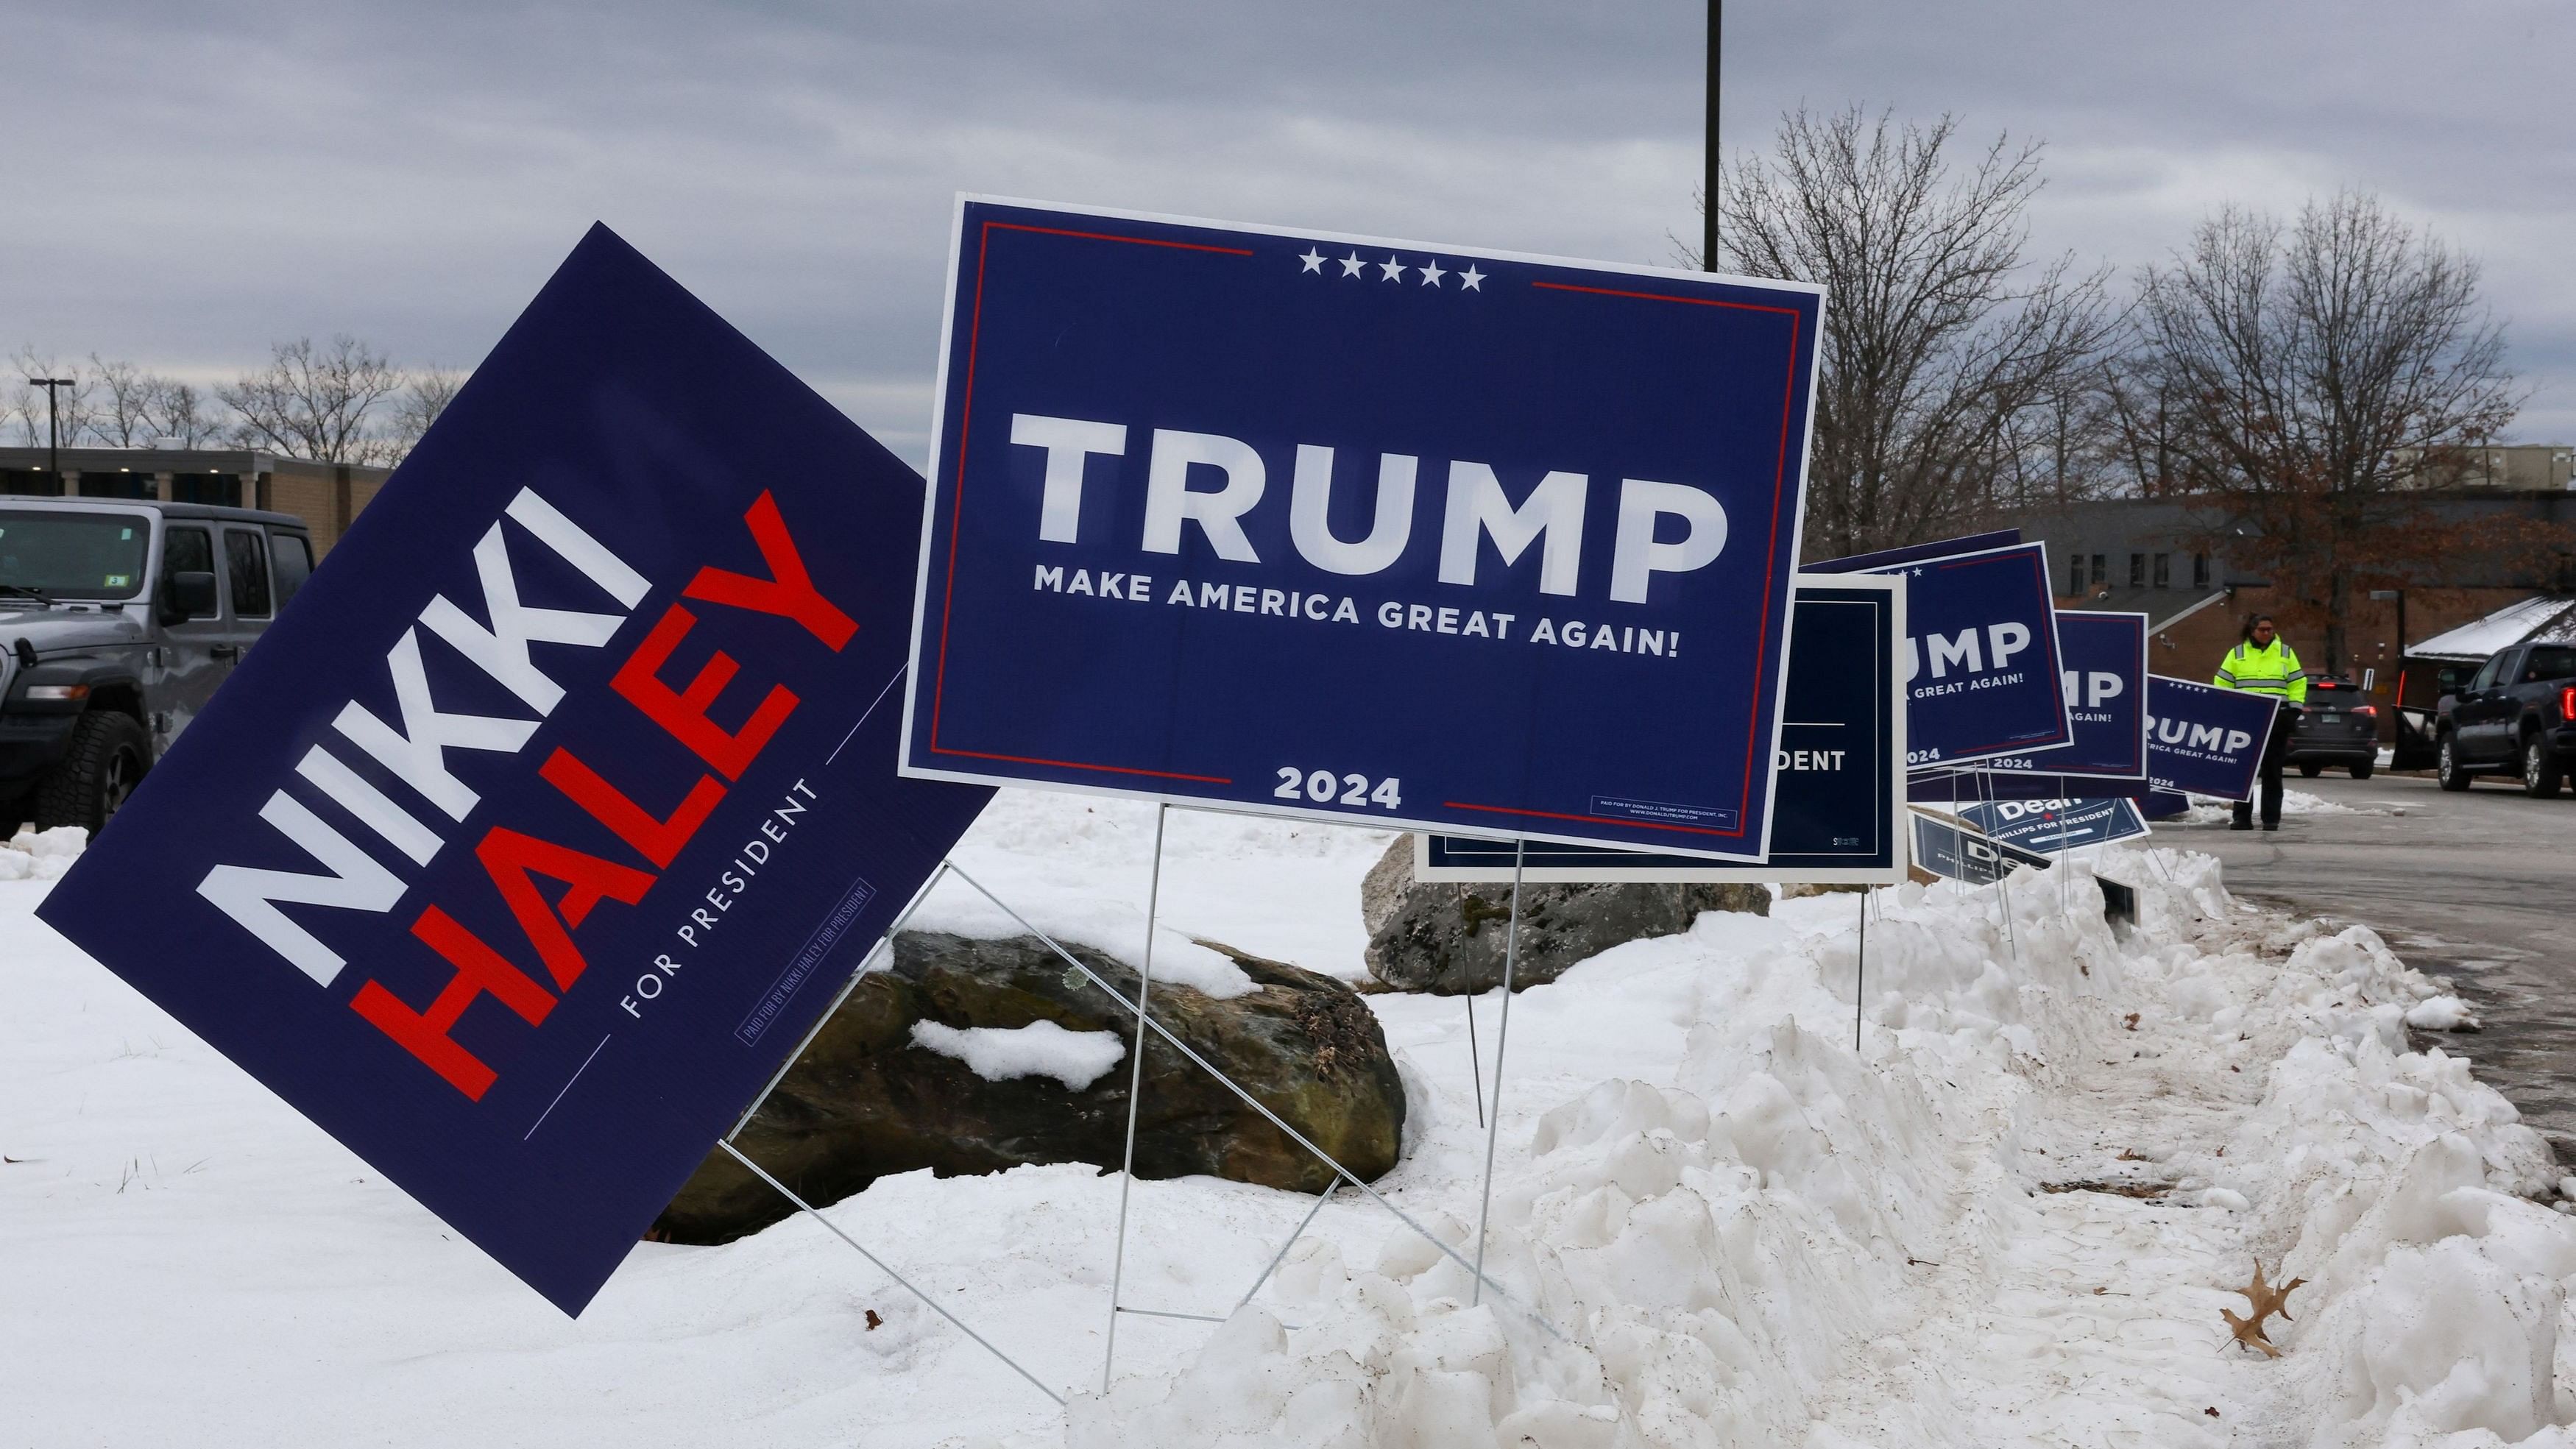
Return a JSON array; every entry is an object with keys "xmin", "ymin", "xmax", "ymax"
[{"xmin": 2212, "ymin": 613, "xmax": 2307, "ymax": 832}]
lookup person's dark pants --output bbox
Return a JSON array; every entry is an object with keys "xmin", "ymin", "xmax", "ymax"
[{"xmin": 2232, "ymin": 706, "xmax": 2294, "ymax": 829}]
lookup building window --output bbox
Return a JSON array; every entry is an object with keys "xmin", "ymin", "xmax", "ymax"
[
  {"xmin": 77, "ymin": 472, "xmax": 155, "ymax": 500},
  {"xmin": 2129, "ymin": 553, "xmax": 2145, "ymax": 588},
  {"xmin": 2069, "ymin": 553, "xmax": 2087, "ymax": 595},
  {"xmin": 2193, "ymin": 553, "xmax": 2210, "ymax": 588},
  {"xmin": 2152, "ymin": 553, "xmax": 2170, "ymax": 589},
  {"xmin": 170, "ymin": 472, "xmax": 242, "ymax": 507},
  {"xmin": 2092, "ymin": 553, "xmax": 2106, "ymax": 588}
]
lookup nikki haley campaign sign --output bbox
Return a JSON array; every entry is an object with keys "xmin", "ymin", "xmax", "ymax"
[
  {"xmin": 900, "ymin": 198, "xmax": 1825, "ymax": 860},
  {"xmin": 36, "ymin": 226, "xmax": 991, "ymax": 1314}
]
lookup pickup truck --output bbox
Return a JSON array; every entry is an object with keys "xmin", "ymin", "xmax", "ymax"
[
  {"xmin": 0, "ymin": 497, "xmax": 314, "ymax": 831},
  {"xmin": 2435, "ymin": 640, "xmax": 2576, "ymax": 796}
]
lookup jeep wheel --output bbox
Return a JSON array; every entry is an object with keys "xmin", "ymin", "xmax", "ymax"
[
  {"xmin": 2298, "ymin": 761, "xmax": 2324, "ymax": 779},
  {"xmin": 32, "ymin": 711, "xmax": 150, "ymax": 834},
  {"xmin": 2438, "ymin": 735, "xmax": 2472, "ymax": 791},
  {"xmin": 2522, "ymin": 734, "xmax": 2564, "ymax": 799},
  {"xmin": 2349, "ymin": 759, "xmax": 2374, "ymax": 780}
]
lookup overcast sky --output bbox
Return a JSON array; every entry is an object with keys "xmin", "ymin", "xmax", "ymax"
[{"xmin": 12, "ymin": 0, "xmax": 2575, "ymax": 467}]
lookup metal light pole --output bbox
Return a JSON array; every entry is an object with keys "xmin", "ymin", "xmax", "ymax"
[
  {"xmin": 1704, "ymin": 0, "xmax": 1722, "ymax": 272},
  {"xmin": 2367, "ymin": 588, "xmax": 2406, "ymax": 660},
  {"xmin": 2360, "ymin": 587, "xmax": 2401, "ymax": 715},
  {"xmin": 28, "ymin": 378, "xmax": 74, "ymax": 494}
]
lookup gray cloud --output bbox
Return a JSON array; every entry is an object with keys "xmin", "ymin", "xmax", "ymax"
[{"xmin": 10, "ymin": 0, "xmax": 2572, "ymax": 467}]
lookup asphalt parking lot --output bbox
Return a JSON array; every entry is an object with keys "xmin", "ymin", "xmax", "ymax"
[{"xmin": 2170, "ymin": 767, "xmax": 2576, "ymax": 1161}]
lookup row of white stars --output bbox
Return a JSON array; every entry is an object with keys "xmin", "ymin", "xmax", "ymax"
[{"xmin": 1298, "ymin": 247, "xmax": 1485, "ymax": 289}]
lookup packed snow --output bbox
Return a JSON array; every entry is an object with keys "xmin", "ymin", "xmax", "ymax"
[
  {"xmin": 911, "ymin": 1019, "xmax": 1128, "ymax": 1091},
  {"xmin": 2407, "ymin": 994, "xmax": 2483, "ymax": 1032},
  {"xmin": 2184, "ymin": 787, "xmax": 2374, "ymax": 822},
  {"xmin": 6, "ymin": 792, "xmax": 2575, "ymax": 1448}
]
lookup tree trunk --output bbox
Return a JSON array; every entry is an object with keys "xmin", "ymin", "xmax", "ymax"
[{"xmin": 2323, "ymin": 567, "xmax": 2350, "ymax": 677}]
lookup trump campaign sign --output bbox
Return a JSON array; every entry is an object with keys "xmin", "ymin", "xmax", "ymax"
[
  {"xmin": 2146, "ymin": 674, "xmax": 2279, "ymax": 800},
  {"xmin": 1811, "ymin": 535, "xmax": 2069, "ymax": 770},
  {"xmin": 1414, "ymin": 575, "xmax": 1906, "ymax": 883},
  {"xmin": 36, "ymin": 227, "xmax": 991, "ymax": 1314},
  {"xmin": 900, "ymin": 198, "xmax": 1824, "ymax": 860},
  {"xmin": 1912, "ymin": 611, "xmax": 2148, "ymax": 801}
]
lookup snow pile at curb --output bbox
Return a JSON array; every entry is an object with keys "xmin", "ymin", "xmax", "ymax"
[
  {"xmin": 0, "ymin": 823, "xmax": 85, "ymax": 881},
  {"xmin": 1072, "ymin": 848, "xmax": 2574, "ymax": 1448},
  {"xmin": 2184, "ymin": 787, "xmax": 2368, "ymax": 822}
]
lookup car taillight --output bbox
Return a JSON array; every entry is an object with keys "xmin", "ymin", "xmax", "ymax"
[
  {"xmin": 2353, "ymin": 705, "xmax": 2376, "ymax": 718},
  {"xmin": 2561, "ymin": 685, "xmax": 2575, "ymax": 723}
]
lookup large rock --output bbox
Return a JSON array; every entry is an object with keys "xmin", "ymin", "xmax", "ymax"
[
  {"xmin": 654, "ymin": 930, "xmax": 1404, "ymax": 1244},
  {"xmin": 1362, "ymin": 835, "xmax": 1769, "ymax": 995}
]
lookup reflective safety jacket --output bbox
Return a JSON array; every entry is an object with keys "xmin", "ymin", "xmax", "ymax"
[{"xmin": 2214, "ymin": 638, "xmax": 2308, "ymax": 705}]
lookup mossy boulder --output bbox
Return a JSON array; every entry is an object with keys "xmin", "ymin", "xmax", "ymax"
[{"xmin": 654, "ymin": 930, "xmax": 1403, "ymax": 1244}]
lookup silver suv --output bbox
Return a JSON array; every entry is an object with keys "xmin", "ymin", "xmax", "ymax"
[{"xmin": 0, "ymin": 497, "xmax": 314, "ymax": 830}]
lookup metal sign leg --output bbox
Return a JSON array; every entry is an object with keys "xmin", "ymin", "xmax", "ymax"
[
  {"xmin": 1102, "ymin": 804, "xmax": 1168, "ymax": 1393},
  {"xmin": 1471, "ymin": 837, "xmax": 1526, "ymax": 1308},
  {"xmin": 1854, "ymin": 890, "xmax": 1867, "ymax": 1053},
  {"xmin": 1465, "ymin": 992, "xmax": 1485, "ymax": 1129},
  {"xmin": 1234, "ymin": 1171, "xmax": 1342, "ymax": 1314},
  {"xmin": 1978, "ymin": 770, "xmax": 2018, "ymax": 963},
  {"xmin": 726, "ymin": 860, "xmax": 952, "ymax": 1145},
  {"xmin": 718, "ymin": 1140, "xmax": 1064, "ymax": 1406},
  {"xmin": 940, "ymin": 860, "xmax": 1565, "ymax": 1341}
]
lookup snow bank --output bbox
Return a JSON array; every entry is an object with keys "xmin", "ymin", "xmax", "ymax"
[
  {"xmin": 909, "ymin": 1018, "xmax": 1127, "ymax": 1091},
  {"xmin": 0, "ymin": 823, "xmax": 85, "ymax": 880},
  {"xmin": 11, "ymin": 787, "xmax": 2572, "ymax": 1448},
  {"xmin": 1075, "ymin": 844, "xmax": 2576, "ymax": 1449}
]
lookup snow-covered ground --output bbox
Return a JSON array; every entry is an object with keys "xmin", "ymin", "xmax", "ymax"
[{"xmin": 6, "ymin": 792, "xmax": 2575, "ymax": 1447}]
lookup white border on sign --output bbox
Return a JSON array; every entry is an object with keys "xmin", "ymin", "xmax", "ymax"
[
  {"xmin": 1406, "ymin": 575, "xmax": 1907, "ymax": 884},
  {"xmin": 894, "ymin": 194, "xmax": 1829, "ymax": 862}
]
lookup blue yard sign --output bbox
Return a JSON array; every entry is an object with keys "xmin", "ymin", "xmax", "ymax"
[
  {"xmin": 1908, "ymin": 810, "xmax": 2055, "ymax": 885},
  {"xmin": 1811, "ymin": 536, "xmax": 2068, "ymax": 770},
  {"xmin": 35, "ymin": 226, "xmax": 992, "ymax": 1316},
  {"xmin": 901, "ymin": 198, "xmax": 1824, "ymax": 860},
  {"xmin": 1413, "ymin": 576, "xmax": 1905, "ymax": 882},
  {"xmin": 1911, "ymin": 610, "xmax": 2147, "ymax": 801},
  {"xmin": 2146, "ymin": 674, "xmax": 2280, "ymax": 800},
  {"xmin": 1954, "ymin": 796, "xmax": 2151, "ymax": 853}
]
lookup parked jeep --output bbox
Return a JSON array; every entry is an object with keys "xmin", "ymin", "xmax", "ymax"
[
  {"xmin": 2434, "ymin": 641, "xmax": 2576, "ymax": 796},
  {"xmin": 0, "ymin": 497, "xmax": 314, "ymax": 831}
]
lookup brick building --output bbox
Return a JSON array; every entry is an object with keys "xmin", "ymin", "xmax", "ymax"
[
  {"xmin": 2002, "ymin": 488, "xmax": 2576, "ymax": 731},
  {"xmin": 0, "ymin": 447, "xmax": 392, "ymax": 556}
]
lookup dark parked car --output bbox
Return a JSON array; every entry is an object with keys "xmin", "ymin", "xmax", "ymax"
[
  {"xmin": 0, "ymin": 497, "xmax": 314, "ymax": 830},
  {"xmin": 2287, "ymin": 676, "xmax": 2378, "ymax": 779},
  {"xmin": 2435, "ymin": 641, "xmax": 2576, "ymax": 796}
]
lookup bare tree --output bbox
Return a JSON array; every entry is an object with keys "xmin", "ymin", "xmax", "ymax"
[
  {"xmin": 2131, "ymin": 192, "xmax": 2527, "ymax": 669},
  {"xmin": 219, "ymin": 335, "xmax": 405, "ymax": 464},
  {"xmin": 386, "ymin": 368, "xmax": 464, "ymax": 463},
  {"xmin": 1708, "ymin": 107, "xmax": 2120, "ymax": 559},
  {"xmin": 147, "ymin": 378, "xmax": 227, "ymax": 447},
  {"xmin": 88, "ymin": 357, "xmax": 162, "ymax": 447},
  {"xmin": 8, "ymin": 351, "xmax": 98, "ymax": 450}
]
